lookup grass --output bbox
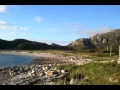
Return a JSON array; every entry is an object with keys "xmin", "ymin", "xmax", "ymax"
[
  {"xmin": 1, "ymin": 49, "xmax": 120, "ymax": 85},
  {"xmin": 55, "ymin": 62, "xmax": 120, "ymax": 85}
]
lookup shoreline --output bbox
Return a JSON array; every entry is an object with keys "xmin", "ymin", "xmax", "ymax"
[
  {"xmin": 0, "ymin": 51, "xmax": 71, "ymax": 85},
  {"xmin": 0, "ymin": 51, "xmax": 93, "ymax": 85},
  {"xmin": 0, "ymin": 51, "xmax": 61, "ymax": 58},
  {"xmin": 0, "ymin": 51, "xmax": 70, "ymax": 67}
]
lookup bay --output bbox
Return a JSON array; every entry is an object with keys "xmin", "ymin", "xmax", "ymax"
[{"xmin": 0, "ymin": 53, "xmax": 36, "ymax": 68}]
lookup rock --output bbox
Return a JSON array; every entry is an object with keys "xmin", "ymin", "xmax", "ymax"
[
  {"xmin": 70, "ymin": 79, "xmax": 77, "ymax": 85},
  {"xmin": 42, "ymin": 66, "xmax": 46, "ymax": 71},
  {"xmin": 83, "ymin": 76, "xmax": 89, "ymax": 81},
  {"xmin": 28, "ymin": 71, "xmax": 32, "ymax": 76},
  {"xmin": 0, "ymin": 64, "xmax": 70, "ymax": 85},
  {"xmin": 117, "ymin": 58, "xmax": 120, "ymax": 64},
  {"xmin": 113, "ymin": 79, "xmax": 118, "ymax": 83},
  {"xmin": 53, "ymin": 70, "xmax": 60, "ymax": 76},
  {"xmin": 9, "ymin": 71, "xmax": 12, "ymax": 76},
  {"xmin": 49, "ymin": 64, "xmax": 52, "ymax": 66},
  {"xmin": 31, "ymin": 69, "xmax": 35, "ymax": 73},
  {"xmin": 109, "ymin": 78, "xmax": 113, "ymax": 82},
  {"xmin": 56, "ymin": 69, "xmax": 60, "ymax": 74},
  {"xmin": 109, "ymin": 78, "xmax": 118, "ymax": 83},
  {"xmin": 45, "ymin": 66, "xmax": 50, "ymax": 70},
  {"xmin": 61, "ymin": 70, "xmax": 65, "ymax": 74},
  {"xmin": 38, "ymin": 72, "xmax": 45, "ymax": 77},
  {"xmin": 45, "ymin": 82, "xmax": 55, "ymax": 85},
  {"xmin": 68, "ymin": 29, "xmax": 120, "ymax": 50},
  {"xmin": 60, "ymin": 72, "xmax": 69, "ymax": 80},
  {"xmin": 61, "ymin": 70, "xmax": 69, "ymax": 74},
  {"xmin": 45, "ymin": 70, "xmax": 54, "ymax": 77}
]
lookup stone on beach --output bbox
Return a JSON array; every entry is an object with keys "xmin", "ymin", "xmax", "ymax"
[
  {"xmin": 70, "ymin": 79, "xmax": 76, "ymax": 85},
  {"xmin": 0, "ymin": 52, "xmax": 94, "ymax": 85}
]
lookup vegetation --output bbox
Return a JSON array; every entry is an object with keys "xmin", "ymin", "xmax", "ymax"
[
  {"xmin": 1, "ymin": 29, "xmax": 120, "ymax": 85},
  {"xmin": 55, "ymin": 62, "xmax": 120, "ymax": 85},
  {"xmin": 68, "ymin": 29, "xmax": 120, "ymax": 54},
  {"xmin": 0, "ymin": 39, "xmax": 72, "ymax": 50},
  {"xmin": 0, "ymin": 49, "xmax": 120, "ymax": 85}
]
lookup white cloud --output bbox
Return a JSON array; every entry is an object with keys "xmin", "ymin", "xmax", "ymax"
[
  {"xmin": 0, "ymin": 5, "xmax": 21, "ymax": 13},
  {"xmin": 0, "ymin": 5, "xmax": 8, "ymax": 13},
  {"xmin": 34, "ymin": 16, "xmax": 42, "ymax": 23},
  {"xmin": 0, "ymin": 20, "xmax": 29, "ymax": 31},
  {"xmin": 0, "ymin": 21, "xmax": 10, "ymax": 25},
  {"xmin": 0, "ymin": 20, "xmax": 29, "ymax": 36},
  {"xmin": 73, "ymin": 26, "xmax": 113, "ymax": 37},
  {"xmin": 66, "ymin": 22, "xmax": 113, "ymax": 37},
  {"xmin": 0, "ymin": 25, "xmax": 29, "ymax": 31}
]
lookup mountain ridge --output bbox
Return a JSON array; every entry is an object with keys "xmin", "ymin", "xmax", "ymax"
[
  {"xmin": 0, "ymin": 39, "xmax": 72, "ymax": 50},
  {"xmin": 68, "ymin": 29, "xmax": 120, "ymax": 52}
]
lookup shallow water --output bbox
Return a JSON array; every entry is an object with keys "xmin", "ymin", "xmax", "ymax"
[{"xmin": 0, "ymin": 53, "xmax": 36, "ymax": 68}]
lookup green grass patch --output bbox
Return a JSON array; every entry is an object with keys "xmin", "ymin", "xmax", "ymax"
[{"xmin": 55, "ymin": 62, "xmax": 120, "ymax": 85}]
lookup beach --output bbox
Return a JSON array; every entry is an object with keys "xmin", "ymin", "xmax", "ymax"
[
  {"xmin": 0, "ymin": 51, "xmax": 71, "ymax": 65},
  {"xmin": 0, "ymin": 51, "xmax": 93, "ymax": 85},
  {"xmin": 0, "ymin": 51, "xmax": 73, "ymax": 85}
]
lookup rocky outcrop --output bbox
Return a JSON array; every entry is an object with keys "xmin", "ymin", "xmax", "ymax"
[
  {"xmin": 68, "ymin": 38, "xmax": 96, "ymax": 49},
  {"xmin": 68, "ymin": 29, "xmax": 120, "ymax": 51}
]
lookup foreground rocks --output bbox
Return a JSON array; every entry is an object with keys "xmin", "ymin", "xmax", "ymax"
[
  {"xmin": 30, "ymin": 55, "xmax": 93, "ymax": 66},
  {"xmin": 0, "ymin": 53, "xmax": 93, "ymax": 85},
  {"xmin": 0, "ymin": 64, "xmax": 70, "ymax": 85}
]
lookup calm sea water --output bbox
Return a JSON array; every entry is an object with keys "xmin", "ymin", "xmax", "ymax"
[{"xmin": 0, "ymin": 53, "xmax": 36, "ymax": 68}]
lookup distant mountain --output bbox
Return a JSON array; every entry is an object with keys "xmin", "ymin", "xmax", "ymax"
[
  {"xmin": 68, "ymin": 29, "xmax": 120, "ymax": 52},
  {"xmin": 0, "ymin": 39, "xmax": 71, "ymax": 50},
  {"xmin": 51, "ymin": 43, "xmax": 60, "ymax": 46}
]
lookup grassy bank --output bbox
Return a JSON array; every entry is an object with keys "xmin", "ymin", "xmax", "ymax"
[{"xmin": 55, "ymin": 62, "xmax": 120, "ymax": 85}]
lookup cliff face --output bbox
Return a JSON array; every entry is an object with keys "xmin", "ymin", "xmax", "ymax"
[
  {"xmin": 68, "ymin": 38, "xmax": 96, "ymax": 49},
  {"xmin": 68, "ymin": 29, "xmax": 120, "ymax": 50},
  {"xmin": 90, "ymin": 29, "xmax": 120, "ymax": 45}
]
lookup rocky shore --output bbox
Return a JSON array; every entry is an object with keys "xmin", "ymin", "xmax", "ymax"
[
  {"xmin": 0, "ymin": 51, "xmax": 93, "ymax": 85},
  {"xmin": 0, "ymin": 64, "xmax": 70, "ymax": 85}
]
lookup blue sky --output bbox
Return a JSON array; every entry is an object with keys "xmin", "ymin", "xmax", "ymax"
[{"xmin": 0, "ymin": 5, "xmax": 120, "ymax": 46}]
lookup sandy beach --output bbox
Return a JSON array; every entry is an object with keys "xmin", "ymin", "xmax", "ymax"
[{"xmin": 0, "ymin": 51, "xmax": 70, "ymax": 65}]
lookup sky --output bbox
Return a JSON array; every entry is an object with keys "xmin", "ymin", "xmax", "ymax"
[{"xmin": 0, "ymin": 5, "xmax": 120, "ymax": 46}]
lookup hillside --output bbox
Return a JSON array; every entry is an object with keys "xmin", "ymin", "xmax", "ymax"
[
  {"xmin": 68, "ymin": 29, "xmax": 120, "ymax": 52},
  {"xmin": 0, "ymin": 39, "xmax": 71, "ymax": 50}
]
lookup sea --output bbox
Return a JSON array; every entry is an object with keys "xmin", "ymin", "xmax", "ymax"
[{"xmin": 0, "ymin": 53, "xmax": 36, "ymax": 68}]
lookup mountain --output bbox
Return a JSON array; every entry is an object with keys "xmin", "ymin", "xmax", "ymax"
[
  {"xmin": 0, "ymin": 39, "xmax": 71, "ymax": 50},
  {"xmin": 51, "ymin": 43, "xmax": 60, "ymax": 46},
  {"xmin": 68, "ymin": 29, "xmax": 120, "ymax": 52},
  {"xmin": 68, "ymin": 38, "xmax": 96, "ymax": 49}
]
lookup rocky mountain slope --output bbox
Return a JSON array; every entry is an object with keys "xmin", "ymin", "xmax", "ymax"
[{"xmin": 68, "ymin": 29, "xmax": 120, "ymax": 51}]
